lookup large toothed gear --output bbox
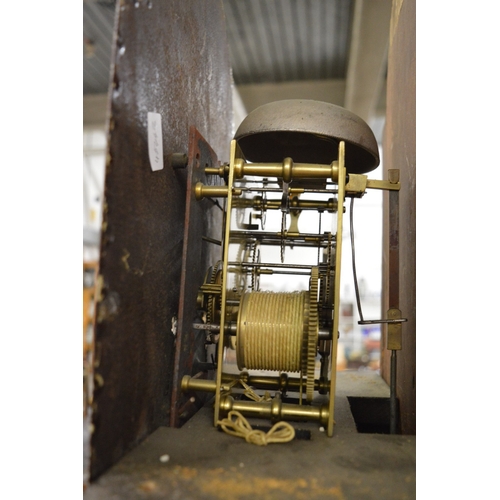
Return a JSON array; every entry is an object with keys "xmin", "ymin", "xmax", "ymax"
[
  {"xmin": 319, "ymin": 234, "xmax": 334, "ymax": 327},
  {"xmin": 206, "ymin": 261, "xmax": 222, "ymax": 324},
  {"xmin": 304, "ymin": 266, "xmax": 319, "ymax": 401}
]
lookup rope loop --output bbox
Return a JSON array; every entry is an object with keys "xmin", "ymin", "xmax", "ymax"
[{"xmin": 217, "ymin": 410, "xmax": 295, "ymax": 445}]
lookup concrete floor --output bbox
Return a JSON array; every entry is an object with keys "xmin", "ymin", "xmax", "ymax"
[{"xmin": 84, "ymin": 370, "xmax": 415, "ymax": 500}]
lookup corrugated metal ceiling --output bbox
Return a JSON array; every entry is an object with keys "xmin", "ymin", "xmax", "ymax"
[
  {"xmin": 224, "ymin": 0, "xmax": 352, "ymax": 84},
  {"xmin": 83, "ymin": 0, "xmax": 353, "ymax": 94},
  {"xmin": 83, "ymin": 1, "xmax": 116, "ymax": 94}
]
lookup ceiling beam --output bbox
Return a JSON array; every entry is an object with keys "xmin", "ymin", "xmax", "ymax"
[{"xmin": 344, "ymin": 0, "xmax": 392, "ymax": 124}]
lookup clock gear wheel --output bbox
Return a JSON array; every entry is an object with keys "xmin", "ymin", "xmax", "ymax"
[{"xmin": 303, "ymin": 266, "xmax": 319, "ymax": 401}]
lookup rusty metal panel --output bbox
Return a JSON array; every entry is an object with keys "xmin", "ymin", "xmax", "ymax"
[
  {"xmin": 170, "ymin": 127, "xmax": 223, "ymax": 428},
  {"xmin": 91, "ymin": 0, "xmax": 232, "ymax": 480}
]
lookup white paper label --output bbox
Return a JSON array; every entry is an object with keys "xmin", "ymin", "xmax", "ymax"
[{"xmin": 147, "ymin": 112, "xmax": 163, "ymax": 171}]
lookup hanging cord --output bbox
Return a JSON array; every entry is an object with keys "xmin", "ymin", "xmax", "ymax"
[
  {"xmin": 240, "ymin": 379, "xmax": 272, "ymax": 402},
  {"xmin": 227, "ymin": 378, "xmax": 272, "ymax": 401},
  {"xmin": 350, "ymin": 197, "xmax": 365, "ymax": 322},
  {"xmin": 217, "ymin": 411, "xmax": 295, "ymax": 445},
  {"xmin": 222, "ymin": 378, "xmax": 272, "ymax": 401}
]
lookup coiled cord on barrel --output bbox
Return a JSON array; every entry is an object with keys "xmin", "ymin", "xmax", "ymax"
[{"xmin": 236, "ymin": 291, "xmax": 307, "ymax": 372}]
